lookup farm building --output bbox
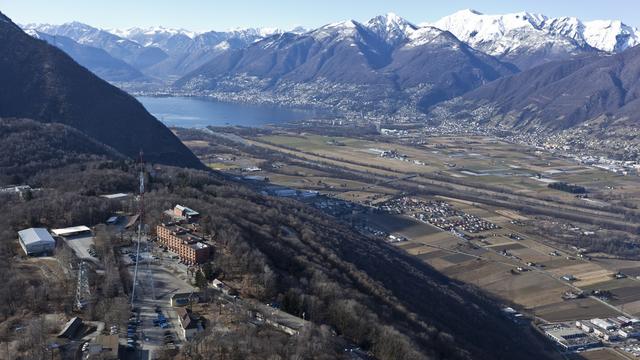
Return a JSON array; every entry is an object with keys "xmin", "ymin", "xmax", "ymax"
[{"xmin": 18, "ymin": 228, "xmax": 55, "ymax": 256}]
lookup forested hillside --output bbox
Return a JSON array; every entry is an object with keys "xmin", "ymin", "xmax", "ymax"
[
  {"xmin": 0, "ymin": 11, "xmax": 202, "ymax": 168},
  {"xmin": 0, "ymin": 144, "xmax": 555, "ymax": 359},
  {"xmin": 0, "ymin": 118, "xmax": 124, "ymax": 184}
]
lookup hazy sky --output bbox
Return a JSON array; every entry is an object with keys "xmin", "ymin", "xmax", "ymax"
[{"xmin": 1, "ymin": 0, "xmax": 639, "ymax": 31}]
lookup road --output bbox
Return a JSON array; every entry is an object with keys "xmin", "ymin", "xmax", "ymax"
[
  {"xmin": 246, "ymin": 137, "xmax": 638, "ymax": 232},
  {"xmin": 124, "ymin": 242, "xmax": 194, "ymax": 359}
]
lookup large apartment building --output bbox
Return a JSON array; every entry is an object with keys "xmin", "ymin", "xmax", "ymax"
[{"xmin": 156, "ymin": 205, "xmax": 211, "ymax": 265}]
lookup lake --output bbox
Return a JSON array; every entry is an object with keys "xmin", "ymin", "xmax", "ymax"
[{"xmin": 137, "ymin": 96, "xmax": 324, "ymax": 128}]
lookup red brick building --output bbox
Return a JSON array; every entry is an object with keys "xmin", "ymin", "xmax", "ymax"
[{"xmin": 156, "ymin": 223, "xmax": 211, "ymax": 265}]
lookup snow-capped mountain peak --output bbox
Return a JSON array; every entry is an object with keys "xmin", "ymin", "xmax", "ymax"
[
  {"xmin": 429, "ymin": 9, "xmax": 640, "ymax": 69},
  {"xmin": 310, "ymin": 19, "xmax": 361, "ymax": 41},
  {"xmin": 406, "ymin": 26, "xmax": 448, "ymax": 48},
  {"xmin": 583, "ymin": 19, "xmax": 640, "ymax": 52},
  {"xmin": 431, "ymin": 9, "xmax": 640, "ymax": 57},
  {"xmin": 366, "ymin": 12, "xmax": 417, "ymax": 46},
  {"xmin": 110, "ymin": 26, "xmax": 199, "ymax": 41}
]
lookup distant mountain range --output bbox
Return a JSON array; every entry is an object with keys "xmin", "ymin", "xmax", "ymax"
[
  {"xmin": 430, "ymin": 9, "xmax": 640, "ymax": 69},
  {"xmin": 24, "ymin": 29, "xmax": 146, "ymax": 82},
  {"xmin": 0, "ymin": 12, "xmax": 202, "ymax": 168},
  {"xmin": 23, "ymin": 10, "xmax": 639, "ymax": 81},
  {"xmin": 19, "ymin": 10, "xmax": 640, "ymax": 149},
  {"xmin": 434, "ymin": 45, "xmax": 640, "ymax": 143},
  {"xmin": 175, "ymin": 14, "xmax": 517, "ymax": 113},
  {"xmin": 22, "ymin": 22, "xmax": 303, "ymax": 80}
]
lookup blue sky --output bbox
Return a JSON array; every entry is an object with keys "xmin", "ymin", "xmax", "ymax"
[{"xmin": 1, "ymin": 0, "xmax": 638, "ymax": 31}]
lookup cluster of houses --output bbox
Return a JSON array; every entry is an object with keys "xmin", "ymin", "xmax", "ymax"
[{"xmin": 380, "ymin": 197, "xmax": 500, "ymax": 234}]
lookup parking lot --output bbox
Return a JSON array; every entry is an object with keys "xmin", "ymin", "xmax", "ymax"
[
  {"xmin": 120, "ymin": 242, "xmax": 195, "ymax": 359},
  {"xmin": 63, "ymin": 235, "xmax": 98, "ymax": 262}
]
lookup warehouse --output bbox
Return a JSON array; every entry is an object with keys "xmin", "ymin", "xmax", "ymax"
[
  {"xmin": 542, "ymin": 323, "xmax": 601, "ymax": 351},
  {"xmin": 18, "ymin": 228, "xmax": 55, "ymax": 256}
]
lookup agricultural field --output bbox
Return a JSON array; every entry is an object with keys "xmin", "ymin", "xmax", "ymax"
[
  {"xmin": 568, "ymin": 348, "xmax": 628, "ymax": 360},
  {"xmin": 178, "ymin": 128, "xmax": 640, "ymax": 327}
]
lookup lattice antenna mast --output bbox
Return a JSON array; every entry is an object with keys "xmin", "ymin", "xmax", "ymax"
[
  {"xmin": 130, "ymin": 151, "xmax": 145, "ymax": 307},
  {"xmin": 74, "ymin": 260, "xmax": 90, "ymax": 310}
]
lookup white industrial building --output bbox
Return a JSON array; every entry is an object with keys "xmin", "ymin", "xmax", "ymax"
[
  {"xmin": 18, "ymin": 228, "xmax": 55, "ymax": 256},
  {"xmin": 542, "ymin": 324, "xmax": 601, "ymax": 351},
  {"xmin": 591, "ymin": 318, "xmax": 616, "ymax": 330},
  {"xmin": 619, "ymin": 323, "xmax": 640, "ymax": 338},
  {"xmin": 51, "ymin": 226, "xmax": 92, "ymax": 238}
]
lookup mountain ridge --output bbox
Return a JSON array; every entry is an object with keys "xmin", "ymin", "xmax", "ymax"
[
  {"xmin": 430, "ymin": 9, "xmax": 639, "ymax": 69},
  {"xmin": 0, "ymin": 11, "xmax": 203, "ymax": 168},
  {"xmin": 175, "ymin": 13, "xmax": 517, "ymax": 115},
  {"xmin": 426, "ymin": 45, "xmax": 640, "ymax": 159},
  {"xmin": 24, "ymin": 10, "xmax": 640, "ymax": 82}
]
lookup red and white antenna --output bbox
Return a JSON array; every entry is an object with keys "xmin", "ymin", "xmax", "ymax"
[{"xmin": 131, "ymin": 150, "xmax": 145, "ymax": 307}]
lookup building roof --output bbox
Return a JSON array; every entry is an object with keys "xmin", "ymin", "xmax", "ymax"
[
  {"xmin": 57, "ymin": 317, "xmax": 82, "ymax": 338},
  {"xmin": 18, "ymin": 228, "xmax": 55, "ymax": 246},
  {"xmin": 158, "ymin": 223, "xmax": 206, "ymax": 244},
  {"xmin": 106, "ymin": 216, "xmax": 119, "ymax": 224},
  {"xmin": 95, "ymin": 334, "xmax": 119, "ymax": 350},
  {"xmin": 100, "ymin": 193, "xmax": 129, "ymax": 199},
  {"xmin": 190, "ymin": 242, "xmax": 209, "ymax": 250},
  {"xmin": 51, "ymin": 226, "xmax": 91, "ymax": 236},
  {"xmin": 171, "ymin": 291, "xmax": 201, "ymax": 300},
  {"xmin": 175, "ymin": 204, "xmax": 199, "ymax": 216},
  {"xmin": 175, "ymin": 308, "xmax": 198, "ymax": 329},
  {"xmin": 546, "ymin": 327, "xmax": 585, "ymax": 339}
]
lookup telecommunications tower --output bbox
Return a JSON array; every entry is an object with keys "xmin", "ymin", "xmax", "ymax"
[{"xmin": 130, "ymin": 151, "xmax": 155, "ymax": 306}]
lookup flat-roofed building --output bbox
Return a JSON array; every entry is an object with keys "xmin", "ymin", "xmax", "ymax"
[
  {"xmin": 88, "ymin": 334, "xmax": 119, "ymax": 359},
  {"xmin": 170, "ymin": 292, "xmax": 201, "ymax": 307},
  {"xmin": 619, "ymin": 323, "xmax": 640, "ymax": 338},
  {"xmin": 542, "ymin": 324, "xmax": 601, "ymax": 351},
  {"xmin": 591, "ymin": 318, "xmax": 616, "ymax": 330},
  {"xmin": 156, "ymin": 223, "xmax": 211, "ymax": 265},
  {"xmin": 173, "ymin": 204, "xmax": 199, "ymax": 222},
  {"xmin": 18, "ymin": 228, "xmax": 55, "ymax": 256},
  {"xmin": 51, "ymin": 226, "xmax": 92, "ymax": 238},
  {"xmin": 100, "ymin": 193, "xmax": 130, "ymax": 200}
]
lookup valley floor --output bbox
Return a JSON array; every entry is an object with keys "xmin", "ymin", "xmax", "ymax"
[{"xmin": 177, "ymin": 126, "xmax": 640, "ymax": 360}]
